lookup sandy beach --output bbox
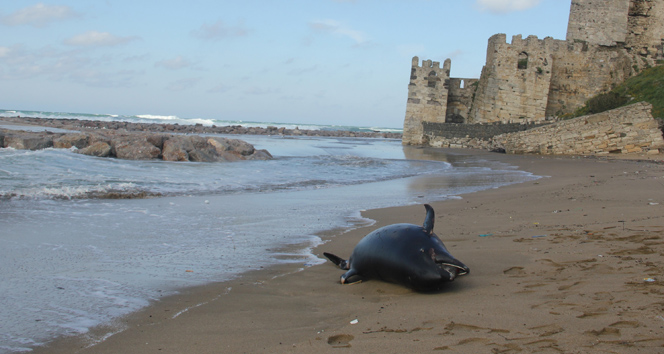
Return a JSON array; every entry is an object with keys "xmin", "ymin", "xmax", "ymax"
[{"xmin": 27, "ymin": 151, "xmax": 664, "ymax": 353}]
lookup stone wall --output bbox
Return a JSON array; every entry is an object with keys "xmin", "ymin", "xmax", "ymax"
[
  {"xmin": 546, "ymin": 43, "xmax": 634, "ymax": 118},
  {"xmin": 446, "ymin": 78, "xmax": 478, "ymax": 123},
  {"xmin": 627, "ymin": 0, "xmax": 664, "ymax": 59},
  {"xmin": 493, "ymin": 102, "xmax": 664, "ymax": 155},
  {"xmin": 402, "ymin": 0, "xmax": 664, "ymax": 151},
  {"xmin": 403, "ymin": 57, "xmax": 451, "ymax": 145},
  {"xmin": 468, "ymin": 34, "xmax": 556, "ymax": 124},
  {"xmin": 566, "ymin": 0, "xmax": 630, "ymax": 46},
  {"xmin": 423, "ymin": 121, "xmax": 547, "ymax": 150},
  {"xmin": 467, "ymin": 34, "xmax": 636, "ymax": 124}
]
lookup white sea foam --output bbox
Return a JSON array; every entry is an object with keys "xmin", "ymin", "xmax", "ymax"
[{"xmin": 0, "ymin": 131, "xmax": 539, "ymax": 353}]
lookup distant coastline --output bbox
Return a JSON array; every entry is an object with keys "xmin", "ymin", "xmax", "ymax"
[{"xmin": 0, "ymin": 109, "xmax": 403, "ymax": 138}]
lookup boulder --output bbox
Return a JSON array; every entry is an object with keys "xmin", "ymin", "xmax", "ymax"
[
  {"xmin": 207, "ymin": 137, "xmax": 230, "ymax": 154},
  {"xmin": 162, "ymin": 136, "xmax": 194, "ymax": 161},
  {"xmin": 146, "ymin": 134, "xmax": 169, "ymax": 150},
  {"xmin": 3, "ymin": 132, "xmax": 54, "ymax": 150},
  {"xmin": 112, "ymin": 136, "xmax": 161, "ymax": 160},
  {"xmin": 248, "ymin": 149, "xmax": 273, "ymax": 160},
  {"xmin": 227, "ymin": 138, "xmax": 255, "ymax": 156},
  {"xmin": 54, "ymin": 133, "xmax": 89, "ymax": 149},
  {"xmin": 77, "ymin": 142, "xmax": 112, "ymax": 157},
  {"xmin": 188, "ymin": 149, "xmax": 218, "ymax": 162}
]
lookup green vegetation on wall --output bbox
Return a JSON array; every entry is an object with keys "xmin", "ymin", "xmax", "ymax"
[{"xmin": 565, "ymin": 65, "xmax": 664, "ymax": 120}]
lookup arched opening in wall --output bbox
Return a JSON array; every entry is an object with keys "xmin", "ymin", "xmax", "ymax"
[{"xmin": 518, "ymin": 52, "xmax": 528, "ymax": 70}]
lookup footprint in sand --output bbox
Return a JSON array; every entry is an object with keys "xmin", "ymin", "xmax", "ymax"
[
  {"xmin": 586, "ymin": 327, "xmax": 621, "ymax": 337},
  {"xmin": 327, "ymin": 334, "xmax": 354, "ymax": 348},
  {"xmin": 503, "ymin": 266, "xmax": 527, "ymax": 277}
]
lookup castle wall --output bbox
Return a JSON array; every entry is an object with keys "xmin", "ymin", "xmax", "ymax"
[
  {"xmin": 546, "ymin": 43, "xmax": 635, "ymax": 117},
  {"xmin": 495, "ymin": 102, "xmax": 663, "ymax": 154},
  {"xmin": 403, "ymin": 57, "xmax": 451, "ymax": 145},
  {"xmin": 423, "ymin": 121, "xmax": 548, "ymax": 150},
  {"xmin": 626, "ymin": 0, "xmax": 664, "ymax": 58},
  {"xmin": 446, "ymin": 78, "xmax": 478, "ymax": 123},
  {"xmin": 566, "ymin": 0, "xmax": 630, "ymax": 46},
  {"xmin": 402, "ymin": 0, "xmax": 664, "ymax": 154},
  {"xmin": 468, "ymin": 34, "xmax": 555, "ymax": 124}
]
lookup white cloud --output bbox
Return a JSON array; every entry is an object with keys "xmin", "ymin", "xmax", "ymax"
[
  {"xmin": 0, "ymin": 44, "xmax": 142, "ymax": 87},
  {"xmin": 155, "ymin": 56, "xmax": 191, "ymax": 70},
  {"xmin": 476, "ymin": 0, "xmax": 541, "ymax": 14},
  {"xmin": 0, "ymin": 3, "xmax": 80, "ymax": 27},
  {"xmin": 308, "ymin": 19, "xmax": 370, "ymax": 46},
  {"xmin": 191, "ymin": 20, "xmax": 251, "ymax": 41},
  {"xmin": 64, "ymin": 31, "xmax": 139, "ymax": 47}
]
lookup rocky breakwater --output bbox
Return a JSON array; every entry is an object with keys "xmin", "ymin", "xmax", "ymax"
[
  {"xmin": 0, "ymin": 116, "xmax": 402, "ymax": 139},
  {"xmin": 0, "ymin": 128, "xmax": 273, "ymax": 162}
]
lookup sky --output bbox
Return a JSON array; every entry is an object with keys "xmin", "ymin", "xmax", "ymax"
[{"xmin": 0, "ymin": 0, "xmax": 572, "ymax": 128}]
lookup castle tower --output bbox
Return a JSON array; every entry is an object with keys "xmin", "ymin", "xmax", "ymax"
[
  {"xmin": 566, "ymin": 0, "xmax": 630, "ymax": 46},
  {"xmin": 402, "ymin": 57, "xmax": 451, "ymax": 145},
  {"xmin": 467, "ymin": 34, "xmax": 555, "ymax": 124},
  {"xmin": 625, "ymin": 0, "xmax": 664, "ymax": 59}
]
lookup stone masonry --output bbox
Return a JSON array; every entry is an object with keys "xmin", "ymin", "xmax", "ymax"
[
  {"xmin": 403, "ymin": 0, "xmax": 664, "ymax": 154},
  {"xmin": 493, "ymin": 102, "xmax": 664, "ymax": 155},
  {"xmin": 566, "ymin": 0, "xmax": 631, "ymax": 47},
  {"xmin": 403, "ymin": 57, "xmax": 450, "ymax": 145}
]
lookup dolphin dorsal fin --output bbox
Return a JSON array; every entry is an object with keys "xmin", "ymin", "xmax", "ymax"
[{"xmin": 423, "ymin": 204, "xmax": 434, "ymax": 234}]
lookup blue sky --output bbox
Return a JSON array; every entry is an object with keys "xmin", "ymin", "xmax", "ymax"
[{"xmin": 0, "ymin": 1, "xmax": 571, "ymax": 128}]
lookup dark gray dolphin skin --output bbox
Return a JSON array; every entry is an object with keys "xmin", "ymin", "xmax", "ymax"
[{"xmin": 323, "ymin": 204, "xmax": 469, "ymax": 291}]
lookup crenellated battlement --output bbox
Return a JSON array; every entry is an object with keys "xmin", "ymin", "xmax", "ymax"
[{"xmin": 403, "ymin": 0, "xmax": 664, "ymax": 146}]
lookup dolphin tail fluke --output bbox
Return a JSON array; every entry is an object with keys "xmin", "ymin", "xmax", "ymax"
[
  {"xmin": 323, "ymin": 252, "xmax": 349, "ymax": 270},
  {"xmin": 423, "ymin": 204, "xmax": 435, "ymax": 234}
]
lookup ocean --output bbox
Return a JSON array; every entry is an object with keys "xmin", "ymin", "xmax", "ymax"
[{"xmin": 0, "ymin": 110, "xmax": 539, "ymax": 353}]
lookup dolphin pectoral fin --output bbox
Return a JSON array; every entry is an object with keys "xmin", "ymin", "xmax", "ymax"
[
  {"xmin": 423, "ymin": 204, "xmax": 435, "ymax": 235},
  {"xmin": 340, "ymin": 268, "xmax": 362, "ymax": 284},
  {"xmin": 323, "ymin": 252, "xmax": 350, "ymax": 270}
]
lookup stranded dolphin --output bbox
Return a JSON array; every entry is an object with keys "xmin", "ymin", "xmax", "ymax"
[{"xmin": 323, "ymin": 204, "xmax": 469, "ymax": 291}]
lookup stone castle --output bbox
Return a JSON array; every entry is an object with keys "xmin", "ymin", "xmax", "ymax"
[{"xmin": 403, "ymin": 0, "xmax": 664, "ymax": 146}]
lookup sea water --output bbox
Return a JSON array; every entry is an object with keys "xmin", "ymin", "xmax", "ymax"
[{"xmin": 0, "ymin": 121, "xmax": 538, "ymax": 353}]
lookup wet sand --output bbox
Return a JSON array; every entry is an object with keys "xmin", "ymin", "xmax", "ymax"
[{"xmin": 32, "ymin": 152, "xmax": 664, "ymax": 353}]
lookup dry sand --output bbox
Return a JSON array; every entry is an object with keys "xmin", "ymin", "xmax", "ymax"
[{"xmin": 32, "ymin": 152, "xmax": 664, "ymax": 353}]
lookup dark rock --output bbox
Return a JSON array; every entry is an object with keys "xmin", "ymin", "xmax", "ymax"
[
  {"xmin": 227, "ymin": 138, "xmax": 255, "ymax": 156},
  {"xmin": 3, "ymin": 132, "xmax": 55, "ymax": 150},
  {"xmin": 162, "ymin": 136, "xmax": 193, "ymax": 161},
  {"xmin": 219, "ymin": 151, "xmax": 242, "ymax": 162},
  {"xmin": 248, "ymin": 149, "xmax": 273, "ymax": 160},
  {"xmin": 188, "ymin": 149, "xmax": 218, "ymax": 162},
  {"xmin": 146, "ymin": 134, "xmax": 169, "ymax": 150},
  {"xmin": 112, "ymin": 137, "xmax": 161, "ymax": 160},
  {"xmin": 207, "ymin": 137, "xmax": 230, "ymax": 154},
  {"xmin": 77, "ymin": 142, "xmax": 112, "ymax": 157},
  {"xmin": 54, "ymin": 133, "xmax": 89, "ymax": 149}
]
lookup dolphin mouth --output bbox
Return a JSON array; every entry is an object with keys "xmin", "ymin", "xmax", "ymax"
[{"xmin": 439, "ymin": 263, "xmax": 470, "ymax": 280}]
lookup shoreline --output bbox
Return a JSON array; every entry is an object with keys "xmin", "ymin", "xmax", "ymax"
[
  {"xmin": 29, "ymin": 151, "xmax": 664, "ymax": 353},
  {"xmin": 0, "ymin": 116, "xmax": 403, "ymax": 139}
]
